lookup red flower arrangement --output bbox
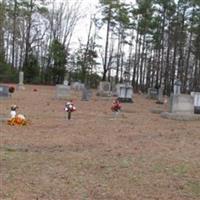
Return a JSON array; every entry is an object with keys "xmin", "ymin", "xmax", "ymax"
[{"xmin": 111, "ymin": 99, "xmax": 121, "ymax": 112}]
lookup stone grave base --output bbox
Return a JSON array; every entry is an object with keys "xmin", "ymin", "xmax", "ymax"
[
  {"xmin": 96, "ymin": 91, "xmax": 111, "ymax": 97},
  {"xmin": 17, "ymin": 84, "xmax": 25, "ymax": 90},
  {"xmin": 194, "ymin": 107, "xmax": 200, "ymax": 114},
  {"xmin": 160, "ymin": 112, "xmax": 200, "ymax": 121},
  {"xmin": 150, "ymin": 108, "xmax": 164, "ymax": 114},
  {"xmin": 156, "ymin": 100, "xmax": 164, "ymax": 104},
  {"xmin": 117, "ymin": 97, "xmax": 133, "ymax": 103},
  {"xmin": 97, "ymin": 96, "xmax": 112, "ymax": 101}
]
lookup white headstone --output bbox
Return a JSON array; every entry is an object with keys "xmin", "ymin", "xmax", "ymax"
[
  {"xmin": 173, "ymin": 80, "xmax": 181, "ymax": 95},
  {"xmin": 170, "ymin": 94, "xmax": 194, "ymax": 113},
  {"xmin": 18, "ymin": 71, "xmax": 25, "ymax": 90},
  {"xmin": 116, "ymin": 84, "xmax": 133, "ymax": 103},
  {"xmin": 56, "ymin": 84, "xmax": 71, "ymax": 99}
]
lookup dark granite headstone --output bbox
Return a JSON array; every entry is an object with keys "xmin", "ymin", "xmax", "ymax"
[
  {"xmin": 0, "ymin": 85, "xmax": 11, "ymax": 99},
  {"xmin": 148, "ymin": 88, "xmax": 158, "ymax": 99}
]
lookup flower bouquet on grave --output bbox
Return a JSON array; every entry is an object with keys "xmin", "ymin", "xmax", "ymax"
[
  {"xmin": 64, "ymin": 100, "xmax": 76, "ymax": 120},
  {"xmin": 7, "ymin": 105, "xmax": 28, "ymax": 126},
  {"xmin": 8, "ymin": 86, "xmax": 15, "ymax": 93},
  {"xmin": 111, "ymin": 99, "xmax": 121, "ymax": 116}
]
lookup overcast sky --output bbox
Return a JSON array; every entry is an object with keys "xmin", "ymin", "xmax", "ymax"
[
  {"xmin": 70, "ymin": 0, "xmax": 99, "ymax": 47},
  {"xmin": 55, "ymin": 0, "xmax": 134, "ymax": 49}
]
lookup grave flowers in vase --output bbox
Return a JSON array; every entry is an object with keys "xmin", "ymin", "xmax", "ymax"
[
  {"xmin": 64, "ymin": 100, "xmax": 76, "ymax": 120},
  {"xmin": 111, "ymin": 99, "xmax": 121, "ymax": 116},
  {"xmin": 7, "ymin": 105, "xmax": 27, "ymax": 125},
  {"xmin": 9, "ymin": 86, "xmax": 15, "ymax": 93}
]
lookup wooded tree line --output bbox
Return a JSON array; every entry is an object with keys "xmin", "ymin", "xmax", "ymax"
[{"xmin": 0, "ymin": 0, "xmax": 199, "ymax": 94}]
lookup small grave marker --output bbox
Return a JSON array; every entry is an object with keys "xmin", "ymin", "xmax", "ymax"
[
  {"xmin": 17, "ymin": 71, "xmax": 25, "ymax": 90},
  {"xmin": 56, "ymin": 84, "xmax": 71, "ymax": 99},
  {"xmin": 147, "ymin": 88, "xmax": 158, "ymax": 99},
  {"xmin": 97, "ymin": 81, "xmax": 111, "ymax": 97},
  {"xmin": 81, "ymin": 87, "xmax": 92, "ymax": 101},
  {"xmin": 0, "ymin": 85, "xmax": 11, "ymax": 99}
]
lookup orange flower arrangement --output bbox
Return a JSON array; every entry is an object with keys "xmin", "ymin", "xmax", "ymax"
[
  {"xmin": 7, "ymin": 114, "xmax": 27, "ymax": 126},
  {"xmin": 8, "ymin": 116, "xmax": 27, "ymax": 126}
]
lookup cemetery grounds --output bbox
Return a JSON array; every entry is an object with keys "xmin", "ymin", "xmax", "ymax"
[{"xmin": 0, "ymin": 85, "xmax": 200, "ymax": 200}]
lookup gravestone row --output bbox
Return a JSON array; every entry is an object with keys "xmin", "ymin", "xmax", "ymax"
[{"xmin": 96, "ymin": 81, "xmax": 133, "ymax": 103}]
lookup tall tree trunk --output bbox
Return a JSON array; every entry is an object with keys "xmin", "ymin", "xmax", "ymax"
[
  {"xmin": 177, "ymin": 9, "xmax": 186, "ymax": 88},
  {"xmin": 23, "ymin": 0, "xmax": 33, "ymax": 70},
  {"xmin": 136, "ymin": 34, "xmax": 142, "ymax": 90},
  {"xmin": 140, "ymin": 34, "xmax": 146, "ymax": 90},
  {"xmin": 83, "ymin": 16, "xmax": 93, "ymax": 84},
  {"xmin": 156, "ymin": 48, "xmax": 161, "ymax": 87},
  {"xmin": 171, "ymin": 27, "xmax": 178, "ymax": 92},
  {"xmin": 142, "ymin": 44, "xmax": 148, "ymax": 91},
  {"xmin": 160, "ymin": 7, "xmax": 166, "ymax": 87},
  {"xmin": 146, "ymin": 48, "xmax": 153, "ymax": 91},
  {"xmin": 132, "ymin": 26, "xmax": 139, "ymax": 88},
  {"xmin": 120, "ymin": 43, "xmax": 124, "ymax": 83},
  {"xmin": 164, "ymin": 25, "xmax": 171, "ymax": 95},
  {"xmin": 12, "ymin": 0, "xmax": 17, "ymax": 69},
  {"xmin": 0, "ymin": 0, "xmax": 5, "ymax": 62},
  {"xmin": 127, "ymin": 30, "xmax": 134, "ymax": 80},
  {"xmin": 102, "ymin": 4, "xmax": 111, "ymax": 81},
  {"xmin": 115, "ymin": 28, "xmax": 121, "ymax": 83},
  {"xmin": 184, "ymin": 9, "xmax": 194, "ymax": 92}
]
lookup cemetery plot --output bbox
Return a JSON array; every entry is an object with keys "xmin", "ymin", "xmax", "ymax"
[{"xmin": 0, "ymin": 85, "xmax": 200, "ymax": 200}]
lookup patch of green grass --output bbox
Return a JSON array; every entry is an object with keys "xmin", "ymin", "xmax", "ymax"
[
  {"xmin": 119, "ymin": 158, "xmax": 131, "ymax": 168},
  {"xmin": 185, "ymin": 181, "xmax": 200, "ymax": 197},
  {"xmin": 152, "ymin": 162, "xmax": 167, "ymax": 173},
  {"xmin": 171, "ymin": 164, "xmax": 189, "ymax": 176}
]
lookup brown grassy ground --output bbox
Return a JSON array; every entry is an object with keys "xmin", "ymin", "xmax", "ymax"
[{"xmin": 0, "ymin": 85, "xmax": 200, "ymax": 200}]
